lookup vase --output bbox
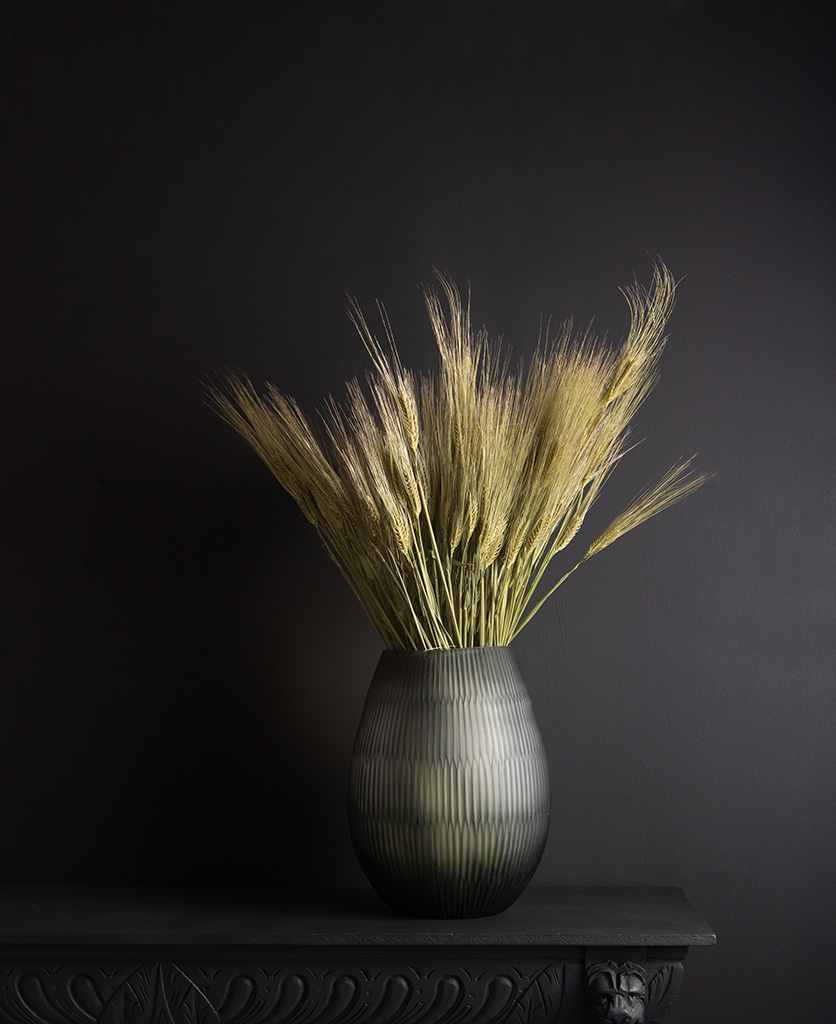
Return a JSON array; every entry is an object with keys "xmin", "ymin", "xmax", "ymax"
[{"xmin": 347, "ymin": 646, "xmax": 550, "ymax": 918}]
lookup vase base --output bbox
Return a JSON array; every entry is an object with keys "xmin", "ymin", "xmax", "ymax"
[{"xmin": 363, "ymin": 866, "xmax": 541, "ymax": 919}]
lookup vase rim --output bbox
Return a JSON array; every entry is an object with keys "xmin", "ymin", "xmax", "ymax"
[{"xmin": 382, "ymin": 645, "xmax": 511, "ymax": 655}]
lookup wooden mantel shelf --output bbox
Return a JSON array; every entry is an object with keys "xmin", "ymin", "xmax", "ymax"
[{"xmin": 0, "ymin": 885, "xmax": 715, "ymax": 1023}]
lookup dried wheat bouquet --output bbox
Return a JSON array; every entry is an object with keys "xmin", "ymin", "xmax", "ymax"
[{"xmin": 206, "ymin": 263, "xmax": 711, "ymax": 650}]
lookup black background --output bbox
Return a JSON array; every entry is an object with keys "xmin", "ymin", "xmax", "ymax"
[{"xmin": 2, "ymin": 2, "xmax": 834, "ymax": 1020}]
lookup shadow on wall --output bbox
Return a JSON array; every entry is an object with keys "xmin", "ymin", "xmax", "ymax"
[
  {"xmin": 0, "ymin": 392, "xmax": 378, "ymax": 886},
  {"xmin": 126, "ymin": 479, "xmax": 379, "ymax": 887}
]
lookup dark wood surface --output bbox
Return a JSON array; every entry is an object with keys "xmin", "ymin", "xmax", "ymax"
[{"xmin": 0, "ymin": 885, "xmax": 716, "ymax": 947}]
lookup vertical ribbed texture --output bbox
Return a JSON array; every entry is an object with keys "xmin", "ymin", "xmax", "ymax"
[{"xmin": 348, "ymin": 647, "xmax": 550, "ymax": 918}]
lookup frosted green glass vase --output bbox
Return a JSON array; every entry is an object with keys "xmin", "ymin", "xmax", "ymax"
[{"xmin": 348, "ymin": 646, "xmax": 550, "ymax": 918}]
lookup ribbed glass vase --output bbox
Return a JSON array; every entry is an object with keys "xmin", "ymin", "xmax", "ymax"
[{"xmin": 348, "ymin": 646, "xmax": 550, "ymax": 918}]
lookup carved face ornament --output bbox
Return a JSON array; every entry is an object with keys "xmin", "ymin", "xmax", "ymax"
[{"xmin": 586, "ymin": 961, "xmax": 646, "ymax": 1024}]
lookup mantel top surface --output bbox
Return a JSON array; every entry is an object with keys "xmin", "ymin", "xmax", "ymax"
[{"xmin": 0, "ymin": 885, "xmax": 715, "ymax": 948}]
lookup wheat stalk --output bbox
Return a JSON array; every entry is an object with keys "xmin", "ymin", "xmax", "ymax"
[{"xmin": 205, "ymin": 262, "xmax": 713, "ymax": 649}]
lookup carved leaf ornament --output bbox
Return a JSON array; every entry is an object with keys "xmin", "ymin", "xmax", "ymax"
[{"xmin": 99, "ymin": 966, "xmax": 219, "ymax": 1024}]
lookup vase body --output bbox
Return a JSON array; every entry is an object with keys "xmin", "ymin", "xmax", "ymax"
[{"xmin": 348, "ymin": 646, "xmax": 550, "ymax": 918}]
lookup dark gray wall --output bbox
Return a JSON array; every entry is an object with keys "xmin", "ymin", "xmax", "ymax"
[{"xmin": 2, "ymin": 2, "xmax": 834, "ymax": 1020}]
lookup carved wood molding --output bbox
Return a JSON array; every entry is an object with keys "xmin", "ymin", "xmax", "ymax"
[{"xmin": 0, "ymin": 959, "xmax": 569, "ymax": 1024}]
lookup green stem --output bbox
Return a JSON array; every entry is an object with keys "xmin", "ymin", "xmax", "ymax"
[{"xmin": 510, "ymin": 555, "xmax": 587, "ymax": 639}]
